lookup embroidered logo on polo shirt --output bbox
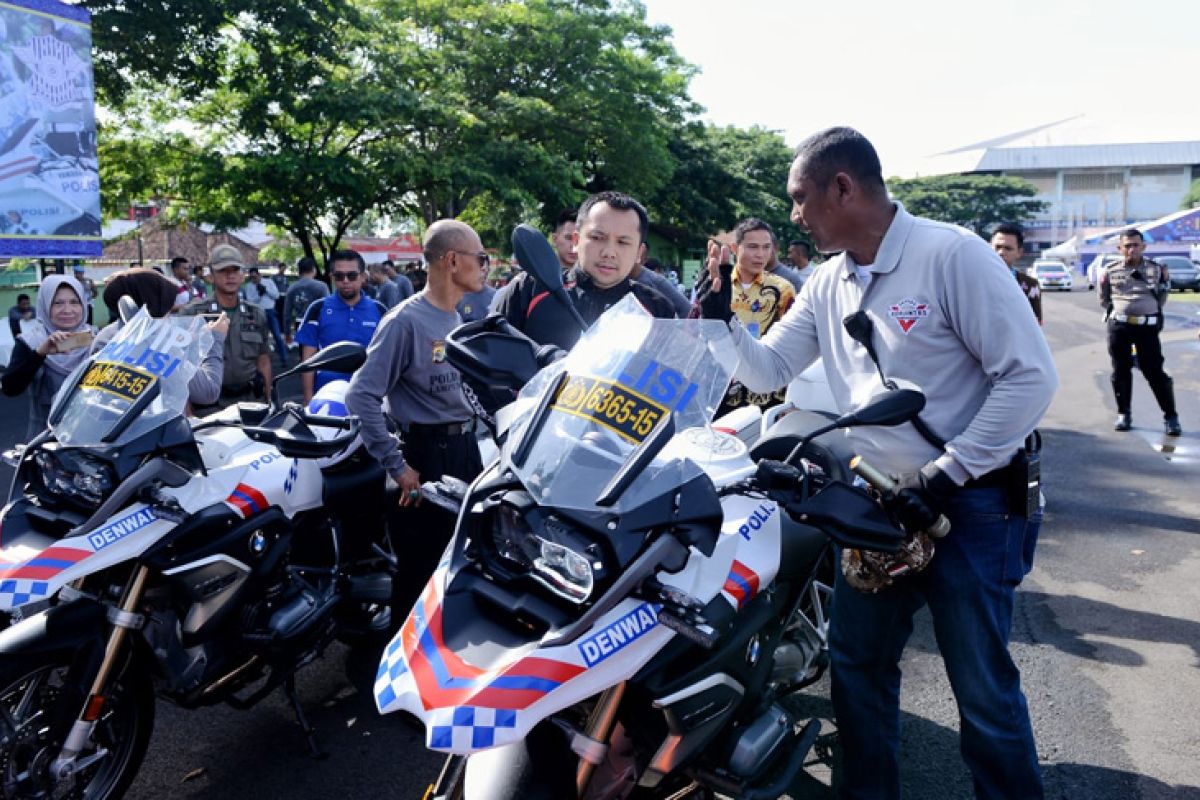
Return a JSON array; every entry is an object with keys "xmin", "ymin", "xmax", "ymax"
[
  {"xmin": 431, "ymin": 339, "xmax": 446, "ymax": 363},
  {"xmin": 888, "ymin": 298, "xmax": 929, "ymax": 334}
]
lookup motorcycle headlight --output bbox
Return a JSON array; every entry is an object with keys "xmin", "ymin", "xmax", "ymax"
[
  {"xmin": 489, "ymin": 506, "xmax": 599, "ymax": 604},
  {"xmin": 33, "ymin": 448, "xmax": 116, "ymax": 507}
]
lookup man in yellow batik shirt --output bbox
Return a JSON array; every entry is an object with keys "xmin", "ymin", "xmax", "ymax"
[{"xmin": 719, "ymin": 218, "xmax": 795, "ymax": 415}]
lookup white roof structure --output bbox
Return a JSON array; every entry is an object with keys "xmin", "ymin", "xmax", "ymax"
[{"xmin": 916, "ymin": 115, "xmax": 1200, "ymax": 176}]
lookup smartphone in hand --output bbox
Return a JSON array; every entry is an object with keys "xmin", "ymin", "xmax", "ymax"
[{"xmin": 54, "ymin": 330, "xmax": 93, "ymax": 353}]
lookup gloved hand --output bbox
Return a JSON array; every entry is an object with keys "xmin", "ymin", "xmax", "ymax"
[
  {"xmin": 885, "ymin": 464, "xmax": 957, "ymax": 533},
  {"xmin": 694, "ymin": 261, "xmax": 734, "ymax": 323}
]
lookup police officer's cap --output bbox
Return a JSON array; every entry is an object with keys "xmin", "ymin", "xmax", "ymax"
[{"xmin": 210, "ymin": 244, "xmax": 246, "ymax": 271}]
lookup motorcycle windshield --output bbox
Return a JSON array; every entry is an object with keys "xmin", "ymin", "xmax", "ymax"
[
  {"xmin": 502, "ymin": 295, "xmax": 737, "ymax": 513},
  {"xmin": 49, "ymin": 308, "xmax": 210, "ymax": 446}
]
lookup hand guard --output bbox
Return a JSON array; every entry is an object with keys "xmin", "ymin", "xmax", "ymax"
[
  {"xmin": 841, "ymin": 531, "xmax": 936, "ymax": 593},
  {"xmin": 693, "ymin": 262, "xmax": 734, "ymax": 324},
  {"xmin": 884, "ymin": 465, "xmax": 956, "ymax": 534}
]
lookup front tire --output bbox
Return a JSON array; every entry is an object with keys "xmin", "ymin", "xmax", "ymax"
[{"xmin": 0, "ymin": 651, "xmax": 154, "ymax": 799}]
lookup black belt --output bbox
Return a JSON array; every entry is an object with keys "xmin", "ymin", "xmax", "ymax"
[
  {"xmin": 963, "ymin": 461, "xmax": 1012, "ymax": 489},
  {"xmin": 962, "ymin": 432, "xmax": 1041, "ymax": 490},
  {"xmin": 220, "ymin": 382, "xmax": 256, "ymax": 399},
  {"xmin": 404, "ymin": 420, "xmax": 472, "ymax": 437}
]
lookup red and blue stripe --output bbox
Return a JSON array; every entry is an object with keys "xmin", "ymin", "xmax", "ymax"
[
  {"xmin": 0, "ymin": 546, "xmax": 91, "ymax": 581},
  {"xmin": 722, "ymin": 560, "xmax": 761, "ymax": 609},
  {"xmin": 227, "ymin": 483, "xmax": 269, "ymax": 518},
  {"xmin": 403, "ymin": 579, "xmax": 585, "ymax": 711}
]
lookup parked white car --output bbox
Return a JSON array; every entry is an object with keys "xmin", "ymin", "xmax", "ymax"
[{"xmin": 1029, "ymin": 260, "xmax": 1073, "ymax": 291}]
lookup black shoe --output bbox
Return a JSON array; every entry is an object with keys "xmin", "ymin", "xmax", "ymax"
[
  {"xmin": 1165, "ymin": 415, "xmax": 1182, "ymax": 437},
  {"xmin": 1114, "ymin": 413, "xmax": 1132, "ymax": 431}
]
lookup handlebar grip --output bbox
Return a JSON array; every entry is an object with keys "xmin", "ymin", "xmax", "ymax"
[
  {"xmin": 284, "ymin": 401, "xmax": 356, "ymax": 430},
  {"xmin": 849, "ymin": 456, "xmax": 951, "ymax": 539}
]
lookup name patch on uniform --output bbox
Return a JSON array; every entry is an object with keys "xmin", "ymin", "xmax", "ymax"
[
  {"xmin": 87, "ymin": 507, "xmax": 158, "ymax": 551},
  {"xmin": 552, "ymin": 375, "xmax": 667, "ymax": 443},
  {"xmin": 577, "ymin": 603, "xmax": 660, "ymax": 667},
  {"xmin": 888, "ymin": 298, "xmax": 930, "ymax": 334}
]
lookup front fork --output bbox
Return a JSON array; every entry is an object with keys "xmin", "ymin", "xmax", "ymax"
[
  {"xmin": 574, "ymin": 681, "xmax": 627, "ymax": 796},
  {"xmin": 49, "ymin": 565, "xmax": 150, "ymax": 781}
]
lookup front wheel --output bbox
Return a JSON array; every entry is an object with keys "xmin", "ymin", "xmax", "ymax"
[{"xmin": 0, "ymin": 652, "xmax": 154, "ymax": 799}]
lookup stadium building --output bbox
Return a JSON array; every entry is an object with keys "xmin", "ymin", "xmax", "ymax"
[{"xmin": 917, "ymin": 116, "xmax": 1200, "ymax": 260}]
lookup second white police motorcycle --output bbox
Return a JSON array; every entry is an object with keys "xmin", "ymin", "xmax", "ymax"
[{"xmin": 375, "ymin": 227, "xmax": 927, "ymax": 799}]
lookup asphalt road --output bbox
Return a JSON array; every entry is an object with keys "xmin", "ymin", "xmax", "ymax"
[{"xmin": 1, "ymin": 288, "xmax": 1198, "ymax": 799}]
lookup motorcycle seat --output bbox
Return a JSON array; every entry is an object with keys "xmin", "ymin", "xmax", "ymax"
[
  {"xmin": 749, "ymin": 408, "xmax": 855, "ymax": 485},
  {"xmin": 776, "ymin": 512, "xmax": 829, "ymax": 584}
]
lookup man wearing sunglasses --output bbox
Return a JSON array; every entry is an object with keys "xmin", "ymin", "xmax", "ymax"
[
  {"xmin": 346, "ymin": 219, "xmax": 488, "ymax": 614},
  {"xmin": 698, "ymin": 127, "xmax": 1057, "ymax": 799},
  {"xmin": 295, "ymin": 249, "xmax": 386, "ymax": 403}
]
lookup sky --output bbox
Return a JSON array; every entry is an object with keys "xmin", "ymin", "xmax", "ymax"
[{"xmin": 640, "ymin": 0, "xmax": 1199, "ymax": 177}]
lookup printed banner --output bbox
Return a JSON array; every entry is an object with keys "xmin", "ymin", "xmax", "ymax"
[{"xmin": 0, "ymin": 0, "xmax": 99, "ymax": 257}]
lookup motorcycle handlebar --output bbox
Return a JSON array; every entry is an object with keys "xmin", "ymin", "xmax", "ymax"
[{"xmin": 849, "ymin": 456, "xmax": 950, "ymax": 539}]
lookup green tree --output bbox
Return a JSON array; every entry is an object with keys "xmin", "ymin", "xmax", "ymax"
[
  {"xmin": 645, "ymin": 123, "xmax": 799, "ymax": 251},
  {"xmin": 96, "ymin": 0, "xmax": 697, "ymax": 259},
  {"xmin": 1182, "ymin": 178, "xmax": 1200, "ymax": 210},
  {"xmin": 887, "ymin": 174, "xmax": 1048, "ymax": 235}
]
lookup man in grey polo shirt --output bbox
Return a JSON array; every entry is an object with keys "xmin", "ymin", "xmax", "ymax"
[{"xmin": 699, "ymin": 127, "xmax": 1056, "ymax": 799}]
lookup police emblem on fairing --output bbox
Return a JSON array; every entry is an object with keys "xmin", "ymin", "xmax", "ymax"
[{"xmin": 888, "ymin": 298, "xmax": 930, "ymax": 334}]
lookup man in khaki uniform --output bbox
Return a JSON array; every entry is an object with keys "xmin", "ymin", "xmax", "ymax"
[
  {"xmin": 1099, "ymin": 229, "xmax": 1180, "ymax": 435},
  {"xmin": 185, "ymin": 244, "xmax": 273, "ymax": 413}
]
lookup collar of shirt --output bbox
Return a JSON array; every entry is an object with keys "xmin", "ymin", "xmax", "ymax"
[
  {"xmin": 568, "ymin": 266, "xmax": 632, "ymax": 297},
  {"xmin": 839, "ymin": 201, "xmax": 914, "ymax": 284},
  {"xmin": 326, "ymin": 291, "xmax": 369, "ymax": 312},
  {"xmin": 732, "ymin": 265, "xmax": 766, "ymax": 286}
]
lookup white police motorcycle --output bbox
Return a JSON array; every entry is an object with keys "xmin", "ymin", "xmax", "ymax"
[{"xmin": 375, "ymin": 226, "xmax": 920, "ymax": 799}]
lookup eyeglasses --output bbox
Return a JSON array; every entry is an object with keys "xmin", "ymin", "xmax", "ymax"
[
  {"xmin": 332, "ymin": 271, "xmax": 360, "ymax": 282},
  {"xmin": 453, "ymin": 251, "xmax": 490, "ymax": 268}
]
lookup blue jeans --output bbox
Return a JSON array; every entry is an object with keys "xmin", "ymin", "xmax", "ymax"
[
  {"xmin": 264, "ymin": 308, "xmax": 288, "ymax": 362},
  {"xmin": 829, "ymin": 487, "xmax": 1043, "ymax": 800}
]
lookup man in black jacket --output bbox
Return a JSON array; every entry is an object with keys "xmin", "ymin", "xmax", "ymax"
[{"xmin": 492, "ymin": 191, "xmax": 676, "ymax": 350}]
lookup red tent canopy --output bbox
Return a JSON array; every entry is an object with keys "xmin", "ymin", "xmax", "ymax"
[{"xmin": 341, "ymin": 234, "xmax": 423, "ymax": 263}]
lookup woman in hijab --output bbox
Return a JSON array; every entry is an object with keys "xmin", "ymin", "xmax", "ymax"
[
  {"xmin": 96, "ymin": 268, "xmax": 229, "ymax": 408},
  {"xmin": 2, "ymin": 275, "xmax": 95, "ymax": 438}
]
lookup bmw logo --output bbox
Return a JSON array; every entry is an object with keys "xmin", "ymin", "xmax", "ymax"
[{"xmin": 249, "ymin": 530, "xmax": 268, "ymax": 555}]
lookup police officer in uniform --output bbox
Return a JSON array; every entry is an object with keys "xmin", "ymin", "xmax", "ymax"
[
  {"xmin": 1100, "ymin": 228, "xmax": 1180, "ymax": 435},
  {"xmin": 186, "ymin": 244, "xmax": 272, "ymax": 413},
  {"xmin": 346, "ymin": 219, "xmax": 487, "ymax": 613}
]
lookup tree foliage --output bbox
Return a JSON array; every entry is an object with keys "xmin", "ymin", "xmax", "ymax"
[
  {"xmin": 1182, "ymin": 178, "xmax": 1200, "ymax": 210},
  {"xmin": 887, "ymin": 174, "xmax": 1048, "ymax": 236},
  {"xmin": 96, "ymin": 0, "xmax": 698, "ymax": 262},
  {"xmin": 643, "ymin": 123, "xmax": 799, "ymax": 251}
]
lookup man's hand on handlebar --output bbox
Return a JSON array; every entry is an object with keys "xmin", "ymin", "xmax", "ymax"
[{"xmin": 886, "ymin": 465, "xmax": 956, "ymax": 533}]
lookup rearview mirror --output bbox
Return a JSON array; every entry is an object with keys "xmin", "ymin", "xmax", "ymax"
[
  {"xmin": 298, "ymin": 341, "xmax": 367, "ymax": 375},
  {"xmin": 511, "ymin": 224, "xmax": 587, "ymax": 332},
  {"xmin": 512, "ymin": 224, "xmax": 565, "ymax": 294},
  {"xmin": 835, "ymin": 389, "xmax": 925, "ymax": 429}
]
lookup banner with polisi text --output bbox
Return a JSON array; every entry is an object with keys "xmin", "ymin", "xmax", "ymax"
[{"xmin": 0, "ymin": 0, "xmax": 99, "ymax": 257}]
